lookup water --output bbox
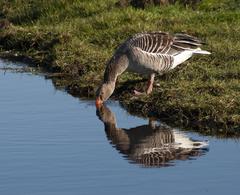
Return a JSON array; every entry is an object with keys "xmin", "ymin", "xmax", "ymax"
[{"xmin": 0, "ymin": 59, "xmax": 240, "ymax": 195}]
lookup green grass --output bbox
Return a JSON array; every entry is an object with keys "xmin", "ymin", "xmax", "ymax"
[{"xmin": 0, "ymin": 0, "xmax": 240, "ymax": 136}]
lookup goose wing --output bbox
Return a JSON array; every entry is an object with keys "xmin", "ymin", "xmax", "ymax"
[
  {"xmin": 126, "ymin": 32, "xmax": 203, "ymax": 72},
  {"xmin": 128, "ymin": 32, "xmax": 203, "ymax": 56}
]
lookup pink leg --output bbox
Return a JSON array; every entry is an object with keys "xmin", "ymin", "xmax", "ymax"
[
  {"xmin": 134, "ymin": 73, "xmax": 155, "ymax": 95},
  {"xmin": 146, "ymin": 73, "xmax": 155, "ymax": 94}
]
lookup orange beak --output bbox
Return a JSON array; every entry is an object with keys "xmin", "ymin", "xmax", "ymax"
[{"xmin": 95, "ymin": 97, "xmax": 103, "ymax": 108}]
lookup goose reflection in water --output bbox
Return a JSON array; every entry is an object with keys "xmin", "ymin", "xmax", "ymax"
[{"xmin": 96, "ymin": 105, "xmax": 209, "ymax": 167}]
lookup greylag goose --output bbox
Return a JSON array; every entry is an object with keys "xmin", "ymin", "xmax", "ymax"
[
  {"xmin": 96, "ymin": 32, "xmax": 210, "ymax": 107},
  {"xmin": 96, "ymin": 105, "xmax": 208, "ymax": 167}
]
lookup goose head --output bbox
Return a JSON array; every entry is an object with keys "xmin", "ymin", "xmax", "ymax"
[{"xmin": 95, "ymin": 82, "xmax": 115, "ymax": 107}]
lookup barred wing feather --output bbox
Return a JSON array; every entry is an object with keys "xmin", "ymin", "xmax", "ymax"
[
  {"xmin": 127, "ymin": 32, "xmax": 207, "ymax": 72},
  {"xmin": 129, "ymin": 32, "xmax": 203, "ymax": 55}
]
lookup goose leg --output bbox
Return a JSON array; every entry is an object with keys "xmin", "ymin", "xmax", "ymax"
[
  {"xmin": 149, "ymin": 118, "xmax": 157, "ymax": 129},
  {"xmin": 146, "ymin": 73, "xmax": 155, "ymax": 94},
  {"xmin": 134, "ymin": 73, "xmax": 155, "ymax": 95}
]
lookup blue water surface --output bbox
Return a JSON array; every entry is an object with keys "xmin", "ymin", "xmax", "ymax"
[{"xmin": 0, "ymin": 59, "xmax": 240, "ymax": 195}]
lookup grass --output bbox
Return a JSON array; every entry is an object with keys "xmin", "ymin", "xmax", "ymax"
[{"xmin": 0, "ymin": 0, "xmax": 240, "ymax": 136}]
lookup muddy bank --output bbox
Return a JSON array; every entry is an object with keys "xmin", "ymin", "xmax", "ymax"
[{"xmin": 116, "ymin": 0, "xmax": 202, "ymax": 8}]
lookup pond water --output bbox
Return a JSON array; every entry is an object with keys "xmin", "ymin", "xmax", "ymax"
[{"xmin": 0, "ymin": 59, "xmax": 240, "ymax": 195}]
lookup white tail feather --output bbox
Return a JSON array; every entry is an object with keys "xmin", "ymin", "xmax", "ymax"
[
  {"xmin": 172, "ymin": 48, "xmax": 211, "ymax": 69},
  {"xmin": 193, "ymin": 48, "xmax": 211, "ymax": 55}
]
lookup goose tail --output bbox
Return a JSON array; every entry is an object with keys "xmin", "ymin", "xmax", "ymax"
[{"xmin": 193, "ymin": 48, "xmax": 211, "ymax": 55}]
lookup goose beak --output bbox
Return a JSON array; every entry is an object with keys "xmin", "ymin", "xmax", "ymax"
[{"xmin": 95, "ymin": 97, "xmax": 103, "ymax": 108}]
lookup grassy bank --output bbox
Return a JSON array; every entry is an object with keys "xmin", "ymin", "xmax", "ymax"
[{"xmin": 0, "ymin": 0, "xmax": 240, "ymax": 136}]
